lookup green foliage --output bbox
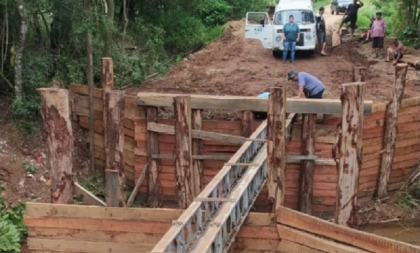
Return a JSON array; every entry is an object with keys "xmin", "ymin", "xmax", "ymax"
[
  {"xmin": 396, "ymin": 192, "xmax": 418, "ymax": 210},
  {"xmin": 0, "ymin": 186, "xmax": 27, "ymax": 253},
  {"xmin": 198, "ymin": 0, "xmax": 232, "ymax": 27},
  {"xmin": 399, "ymin": 26, "xmax": 420, "ymax": 47},
  {"xmin": 23, "ymin": 163, "xmax": 36, "ymax": 173}
]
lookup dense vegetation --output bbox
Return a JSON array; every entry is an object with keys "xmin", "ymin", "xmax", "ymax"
[{"xmin": 0, "ymin": 0, "xmax": 273, "ymax": 133}]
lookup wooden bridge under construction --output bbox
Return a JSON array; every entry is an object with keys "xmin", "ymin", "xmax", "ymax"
[{"xmin": 24, "ymin": 59, "xmax": 420, "ymax": 253}]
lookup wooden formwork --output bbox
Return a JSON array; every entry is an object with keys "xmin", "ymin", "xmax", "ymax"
[
  {"xmin": 70, "ymin": 84, "xmax": 420, "ymax": 217},
  {"xmin": 24, "ymin": 202, "xmax": 420, "ymax": 253}
]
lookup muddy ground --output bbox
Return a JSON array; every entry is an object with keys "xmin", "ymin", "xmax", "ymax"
[{"xmin": 0, "ymin": 10, "xmax": 419, "ymax": 252}]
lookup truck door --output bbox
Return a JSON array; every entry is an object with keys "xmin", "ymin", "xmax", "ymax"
[{"xmin": 244, "ymin": 12, "xmax": 273, "ymax": 49}]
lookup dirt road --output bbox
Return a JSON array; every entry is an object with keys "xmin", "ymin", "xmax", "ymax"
[{"xmin": 127, "ymin": 9, "xmax": 418, "ymax": 105}]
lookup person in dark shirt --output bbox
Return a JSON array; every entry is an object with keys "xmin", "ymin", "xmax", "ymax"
[
  {"xmin": 316, "ymin": 7, "xmax": 328, "ymax": 56},
  {"xmin": 337, "ymin": 0, "xmax": 364, "ymax": 37}
]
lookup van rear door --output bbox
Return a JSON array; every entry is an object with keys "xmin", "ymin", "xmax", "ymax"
[{"xmin": 244, "ymin": 12, "xmax": 273, "ymax": 49}]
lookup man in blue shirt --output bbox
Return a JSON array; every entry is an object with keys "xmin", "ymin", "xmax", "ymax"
[
  {"xmin": 282, "ymin": 15, "xmax": 300, "ymax": 63},
  {"xmin": 287, "ymin": 71, "xmax": 325, "ymax": 99}
]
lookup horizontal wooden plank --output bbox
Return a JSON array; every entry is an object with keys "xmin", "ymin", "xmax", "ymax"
[
  {"xmin": 372, "ymin": 96, "xmax": 420, "ymax": 112},
  {"xmin": 74, "ymin": 183, "xmax": 106, "ymax": 207},
  {"xmin": 70, "ymin": 83, "xmax": 102, "ymax": 98},
  {"xmin": 28, "ymin": 238, "xmax": 151, "ymax": 253},
  {"xmin": 277, "ymin": 224, "xmax": 370, "ymax": 253},
  {"xmin": 27, "ymin": 227, "xmax": 161, "ymax": 245},
  {"xmin": 25, "ymin": 203, "xmax": 274, "ymax": 226},
  {"xmin": 25, "ymin": 202, "xmax": 182, "ymax": 221},
  {"xmin": 136, "ymin": 93, "xmax": 373, "ymax": 115},
  {"xmin": 277, "ymin": 206, "xmax": 420, "ymax": 253}
]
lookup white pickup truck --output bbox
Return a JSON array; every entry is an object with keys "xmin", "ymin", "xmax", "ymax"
[{"xmin": 244, "ymin": 0, "xmax": 318, "ymax": 57}]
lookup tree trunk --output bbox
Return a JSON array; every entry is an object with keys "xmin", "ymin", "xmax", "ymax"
[
  {"xmin": 266, "ymin": 87, "xmax": 286, "ymax": 213},
  {"xmin": 14, "ymin": 0, "xmax": 28, "ymax": 102},
  {"xmin": 191, "ymin": 109, "xmax": 203, "ymax": 197},
  {"xmin": 174, "ymin": 96, "xmax": 193, "ymax": 208},
  {"xmin": 101, "ymin": 57, "xmax": 114, "ymax": 91},
  {"xmin": 104, "ymin": 90, "xmax": 126, "ymax": 207},
  {"xmin": 335, "ymin": 82, "xmax": 364, "ymax": 227},
  {"xmin": 104, "ymin": 0, "xmax": 114, "ymax": 57},
  {"xmin": 298, "ymin": 114, "xmax": 316, "ymax": 214},
  {"xmin": 38, "ymin": 88, "xmax": 74, "ymax": 204},
  {"xmin": 147, "ymin": 107, "xmax": 161, "ymax": 207},
  {"xmin": 377, "ymin": 64, "xmax": 408, "ymax": 198}
]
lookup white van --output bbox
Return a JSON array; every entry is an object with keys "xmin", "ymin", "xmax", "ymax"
[{"xmin": 245, "ymin": 0, "xmax": 317, "ymax": 57}]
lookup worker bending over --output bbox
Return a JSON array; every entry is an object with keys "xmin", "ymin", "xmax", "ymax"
[{"xmin": 287, "ymin": 71, "xmax": 325, "ymax": 99}]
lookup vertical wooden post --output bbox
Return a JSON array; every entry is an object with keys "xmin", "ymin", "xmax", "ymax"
[
  {"xmin": 298, "ymin": 114, "xmax": 316, "ymax": 214},
  {"xmin": 191, "ymin": 109, "xmax": 203, "ymax": 197},
  {"xmin": 101, "ymin": 57, "xmax": 114, "ymax": 91},
  {"xmin": 147, "ymin": 107, "xmax": 161, "ymax": 207},
  {"xmin": 100, "ymin": 57, "xmax": 114, "ymax": 173},
  {"xmin": 335, "ymin": 82, "xmax": 364, "ymax": 227},
  {"xmin": 38, "ymin": 88, "xmax": 74, "ymax": 204},
  {"xmin": 377, "ymin": 64, "xmax": 408, "ymax": 198},
  {"xmin": 266, "ymin": 87, "xmax": 286, "ymax": 212},
  {"xmin": 87, "ymin": 32, "xmax": 95, "ymax": 173},
  {"xmin": 353, "ymin": 66, "xmax": 367, "ymax": 82},
  {"xmin": 174, "ymin": 96, "xmax": 193, "ymax": 208},
  {"xmin": 241, "ymin": 111, "xmax": 254, "ymax": 137},
  {"xmin": 104, "ymin": 90, "xmax": 126, "ymax": 207}
]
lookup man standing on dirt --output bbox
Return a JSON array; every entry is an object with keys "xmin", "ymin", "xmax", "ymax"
[
  {"xmin": 282, "ymin": 15, "xmax": 300, "ymax": 63},
  {"xmin": 337, "ymin": 0, "xmax": 364, "ymax": 37},
  {"xmin": 316, "ymin": 7, "xmax": 328, "ymax": 56},
  {"xmin": 371, "ymin": 12, "xmax": 387, "ymax": 59},
  {"xmin": 287, "ymin": 71, "xmax": 325, "ymax": 99}
]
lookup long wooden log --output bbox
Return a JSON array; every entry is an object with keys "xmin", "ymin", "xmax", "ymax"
[
  {"xmin": 298, "ymin": 114, "xmax": 316, "ymax": 214},
  {"xmin": 266, "ymin": 87, "xmax": 286, "ymax": 212},
  {"xmin": 334, "ymin": 82, "xmax": 364, "ymax": 227},
  {"xmin": 191, "ymin": 109, "xmax": 203, "ymax": 196},
  {"xmin": 377, "ymin": 64, "xmax": 408, "ymax": 198},
  {"xmin": 146, "ymin": 107, "xmax": 161, "ymax": 207},
  {"xmin": 136, "ymin": 93, "xmax": 373, "ymax": 115},
  {"xmin": 38, "ymin": 88, "xmax": 74, "ymax": 204},
  {"xmin": 173, "ymin": 96, "xmax": 193, "ymax": 208},
  {"xmin": 104, "ymin": 90, "xmax": 126, "ymax": 207}
]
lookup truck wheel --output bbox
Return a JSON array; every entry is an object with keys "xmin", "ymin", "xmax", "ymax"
[
  {"xmin": 336, "ymin": 11, "xmax": 339, "ymax": 15},
  {"xmin": 272, "ymin": 50, "xmax": 280, "ymax": 58}
]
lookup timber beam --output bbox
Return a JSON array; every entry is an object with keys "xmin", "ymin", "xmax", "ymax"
[{"xmin": 137, "ymin": 92, "xmax": 373, "ymax": 115}]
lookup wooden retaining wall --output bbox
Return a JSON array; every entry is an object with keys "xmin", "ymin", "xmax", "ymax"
[
  {"xmin": 24, "ymin": 202, "xmax": 279, "ymax": 253},
  {"xmin": 70, "ymin": 84, "xmax": 420, "ymax": 216},
  {"xmin": 24, "ymin": 202, "xmax": 420, "ymax": 253}
]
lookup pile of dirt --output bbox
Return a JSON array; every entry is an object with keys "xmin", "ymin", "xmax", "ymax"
[{"xmin": 126, "ymin": 19, "xmax": 417, "ymax": 103}]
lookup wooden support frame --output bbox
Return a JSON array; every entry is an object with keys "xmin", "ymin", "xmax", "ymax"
[
  {"xmin": 146, "ymin": 107, "xmax": 161, "ymax": 208},
  {"xmin": 173, "ymin": 96, "xmax": 194, "ymax": 208},
  {"xmin": 298, "ymin": 114, "xmax": 316, "ymax": 214},
  {"xmin": 266, "ymin": 87, "xmax": 286, "ymax": 212},
  {"xmin": 334, "ymin": 82, "xmax": 364, "ymax": 227},
  {"xmin": 38, "ymin": 88, "xmax": 74, "ymax": 204},
  {"xmin": 377, "ymin": 64, "xmax": 408, "ymax": 198},
  {"xmin": 191, "ymin": 109, "xmax": 203, "ymax": 196},
  {"xmin": 147, "ymin": 122, "xmax": 252, "ymax": 145},
  {"xmin": 137, "ymin": 93, "xmax": 373, "ymax": 115},
  {"xmin": 74, "ymin": 182, "xmax": 106, "ymax": 206},
  {"xmin": 104, "ymin": 90, "xmax": 126, "ymax": 207},
  {"xmin": 127, "ymin": 163, "xmax": 148, "ymax": 207}
]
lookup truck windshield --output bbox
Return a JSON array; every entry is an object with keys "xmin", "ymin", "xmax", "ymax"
[{"xmin": 273, "ymin": 10, "xmax": 315, "ymax": 25}]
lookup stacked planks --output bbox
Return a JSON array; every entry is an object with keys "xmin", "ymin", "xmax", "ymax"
[
  {"xmin": 133, "ymin": 118, "xmax": 262, "ymax": 203},
  {"xmin": 323, "ymin": 97, "xmax": 420, "ymax": 203},
  {"xmin": 276, "ymin": 205, "xmax": 420, "ymax": 253},
  {"xmin": 24, "ymin": 202, "xmax": 281, "ymax": 253},
  {"xmin": 71, "ymin": 84, "xmax": 143, "ymax": 185}
]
